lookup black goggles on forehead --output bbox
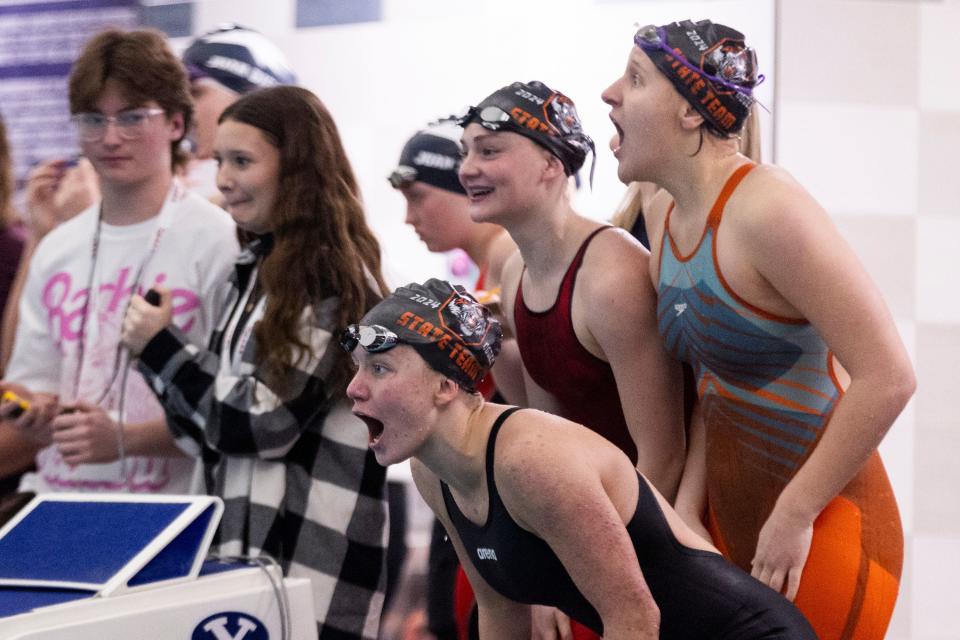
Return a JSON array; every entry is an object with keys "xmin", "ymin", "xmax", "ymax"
[
  {"xmin": 634, "ymin": 24, "xmax": 762, "ymax": 97},
  {"xmin": 387, "ymin": 165, "xmax": 417, "ymax": 189},
  {"xmin": 340, "ymin": 324, "xmax": 400, "ymax": 353}
]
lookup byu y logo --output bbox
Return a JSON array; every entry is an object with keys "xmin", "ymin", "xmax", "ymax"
[{"xmin": 192, "ymin": 612, "xmax": 269, "ymax": 640}]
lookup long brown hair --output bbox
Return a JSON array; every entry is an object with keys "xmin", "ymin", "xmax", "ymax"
[
  {"xmin": 68, "ymin": 28, "xmax": 192, "ymax": 170},
  {"xmin": 219, "ymin": 86, "xmax": 388, "ymax": 396},
  {"xmin": 0, "ymin": 114, "xmax": 13, "ymax": 231}
]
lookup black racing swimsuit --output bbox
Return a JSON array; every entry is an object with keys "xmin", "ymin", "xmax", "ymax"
[{"xmin": 440, "ymin": 407, "xmax": 816, "ymax": 639}]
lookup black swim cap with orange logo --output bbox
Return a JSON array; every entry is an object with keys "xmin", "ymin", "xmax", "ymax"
[
  {"xmin": 459, "ymin": 80, "xmax": 595, "ymax": 184},
  {"xmin": 635, "ymin": 19, "xmax": 762, "ymax": 135},
  {"xmin": 342, "ymin": 279, "xmax": 502, "ymax": 393}
]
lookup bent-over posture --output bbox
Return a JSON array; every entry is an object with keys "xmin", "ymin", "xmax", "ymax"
[{"xmin": 343, "ymin": 278, "xmax": 815, "ymax": 640}]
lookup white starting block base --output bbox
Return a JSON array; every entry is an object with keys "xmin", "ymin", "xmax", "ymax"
[{"xmin": 0, "ymin": 562, "xmax": 318, "ymax": 640}]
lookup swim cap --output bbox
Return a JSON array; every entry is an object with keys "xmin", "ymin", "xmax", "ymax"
[
  {"xmin": 635, "ymin": 20, "xmax": 761, "ymax": 135},
  {"xmin": 389, "ymin": 120, "xmax": 466, "ymax": 195},
  {"xmin": 183, "ymin": 24, "xmax": 297, "ymax": 94},
  {"xmin": 459, "ymin": 80, "xmax": 595, "ymax": 182},
  {"xmin": 342, "ymin": 279, "xmax": 502, "ymax": 393}
]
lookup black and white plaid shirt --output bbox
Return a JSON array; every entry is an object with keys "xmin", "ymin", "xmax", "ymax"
[{"xmin": 138, "ymin": 237, "xmax": 387, "ymax": 638}]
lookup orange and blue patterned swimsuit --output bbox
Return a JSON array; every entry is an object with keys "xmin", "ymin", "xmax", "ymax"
[{"xmin": 656, "ymin": 163, "xmax": 903, "ymax": 640}]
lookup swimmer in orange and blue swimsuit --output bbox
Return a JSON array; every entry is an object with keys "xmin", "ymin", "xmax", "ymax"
[
  {"xmin": 602, "ymin": 18, "xmax": 914, "ymax": 640},
  {"xmin": 657, "ymin": 162, "xmax": 903, "ymax": 639}
]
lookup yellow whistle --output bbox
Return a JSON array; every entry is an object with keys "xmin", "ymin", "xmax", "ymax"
[{"xmin": 1, "ymin": 390, "xmax": 30, "ymax": 418}]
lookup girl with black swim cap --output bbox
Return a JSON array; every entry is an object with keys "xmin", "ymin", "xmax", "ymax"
[
  {"xmin": 459, "ymin": 80, "xmax": 687, "ymax": 638},
  {"xmin": 343, "ymin": 278, "xmax": 815, "ymax": 639},
  {"xmin": 457, "ymin": 79, "xmax": 685, "ymax": 497},
  {"xmin": 603, "ymin": 19, "xmax": 913, "ymax": 639}
]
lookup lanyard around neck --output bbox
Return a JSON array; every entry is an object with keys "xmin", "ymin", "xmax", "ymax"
[{"xmin": 70, "ymin": 183, "xmax": 182, "ymax": 404}]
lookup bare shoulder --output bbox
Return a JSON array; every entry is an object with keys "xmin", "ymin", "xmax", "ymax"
[
  {"xmin": 493, "ymin": 409, "xmax": 605, "ymax": 493},
  {"xmin": 492, "ymin": 409, "xmax": 632, "ymax": 529},
  {"xmin": 726, "ymin": 164, "xmax": 839, "ymax": 263},
  {"xmin": 495, "ymin": 409, "xmax": 567, "ymax": 468},
  {"xmin": 732, "ymin": 164, "xmax": 830, "ymax": 229},
  {"xmin": 583, "ymin": 226, "xmax": 650, "ymax": 273},
  {"xmin": 579, "ymin": 226, "xmax": 655, "ymax": 306}
]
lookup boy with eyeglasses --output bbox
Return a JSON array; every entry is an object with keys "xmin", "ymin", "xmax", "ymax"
[{"xmin": 0, "ymin": 28, "xmax": 238, "ymax": 514}]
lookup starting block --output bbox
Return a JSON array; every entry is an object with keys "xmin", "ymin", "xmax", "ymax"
[{"xmin": 0, "ymin": 493, "xmax": 317, "ymax": 639}]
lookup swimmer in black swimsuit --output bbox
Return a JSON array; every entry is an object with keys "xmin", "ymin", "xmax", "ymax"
[{"xmin": 343, "ymin": 278, "xmax": 815, "ymax": 640}]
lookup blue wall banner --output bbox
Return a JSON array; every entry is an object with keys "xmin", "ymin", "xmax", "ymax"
[{"xmin": 0, "ymin": 0, "xmax": 139, "ymax": 196}]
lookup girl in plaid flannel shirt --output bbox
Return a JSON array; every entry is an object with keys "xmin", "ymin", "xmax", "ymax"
[{"xmin": 122, "ymin": 85, "xmax": 391, "ymax": 639}]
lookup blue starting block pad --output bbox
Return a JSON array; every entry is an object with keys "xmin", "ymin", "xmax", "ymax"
[
  {"xmin": 0, "ymin": 494, "xmax": 318, "ymax": 640},
  {"xmin": 0, "ymin": 493, "xmax": 221, "ymax": 597}
]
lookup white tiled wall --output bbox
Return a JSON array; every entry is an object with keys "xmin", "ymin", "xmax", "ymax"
[
  {"xmin": 778, "ymin": 1, "xmax": 960, "ymax": 638},
  {"xmin": 910, "ymin": 535, "xmax": 960, "ymax": 638},
  {"xmin": 917, "ymin": 219, "xmax": 960, "ymax": 323},
  {"xmin": 777, "ymin": 102, "xmax": 919, "ymax": 216}
]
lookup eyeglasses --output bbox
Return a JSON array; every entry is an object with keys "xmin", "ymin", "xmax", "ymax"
[
  {"xmin": 388, "ymin": 166, "xmax": 418, "ymax": 189},
  {"xmin": 72, "ymin": 108, "xmax": 167, "ymax": 142},
  {"xmin": 341, "ymin": 324, "xmax": 400, "ymax": 353},
  {"xmin": 634, "ymin": 25, "xmax": 763, "ymax": 97}
]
